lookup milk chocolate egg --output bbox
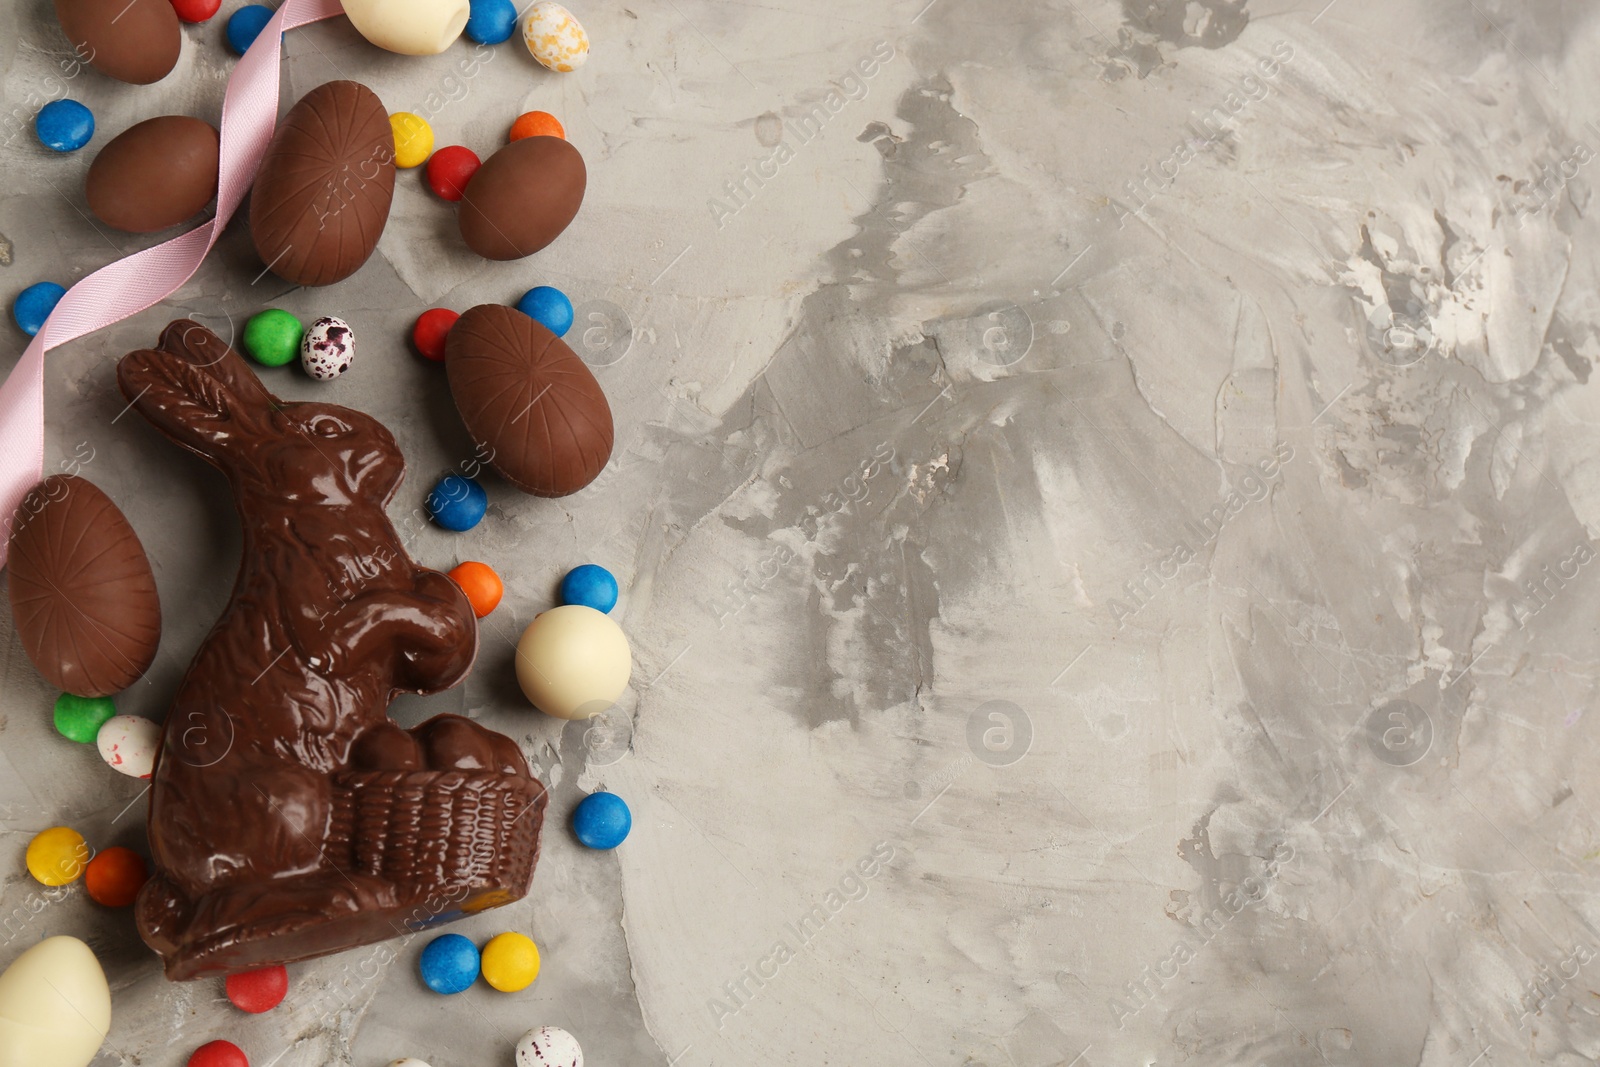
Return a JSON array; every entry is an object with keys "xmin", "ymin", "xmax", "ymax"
[
  {"xmin": 7, "ymin": 475, "xmax": 161, "ymax": 696},
  {"xmin": 249, "ymin": 81, "xmax": 396, "ymax": 287},
  {"xmin": 446, "ymin": 305, "xmax": 612, "ymax": 496},
  {"xmin": 458, "ymin": 136, "xmax": 584, "ymax": 261},
  {"xmin": 86, "ymin": 116, "xmax": 219, "ymax": 233},
  {"xmin": 54, "ymin": 0, "xmax": 181, "ymax": 85}
]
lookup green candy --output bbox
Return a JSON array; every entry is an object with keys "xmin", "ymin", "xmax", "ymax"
[
  {"xmin": 53, "ymin": 693, "xmax": 117, "ymax": 744},
  {"xmin": 244, "ymin": 308, "xmax": 303, "ymax": 367}
]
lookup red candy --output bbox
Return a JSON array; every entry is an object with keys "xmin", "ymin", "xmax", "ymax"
[
  {"xmin": 84, "ymin": 846, "xmax": 149, "ymax": 907},
  {"xmin": 169, "ymin": 0, "xmax": 222, "ymax": 21},
  {"xmin": 188, "ymin": 1040, "xmax": 249, "ymax": 1067},
  {"xmin": 426, "ymin": 146, "xmax": 481, "ymax": 202},
  {"xmin": 226, "ymin": 964, "xmax": 288, "ymax": 1013},
  {"xmin": 412, "ymin": 308, "xmax": 460, "ymax": 362}
]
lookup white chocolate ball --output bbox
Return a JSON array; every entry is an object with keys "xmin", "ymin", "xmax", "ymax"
[
  {"xmin": 515, "ymin": 606, "xmax": 631, "ymax": 719},
  {"xmin": 342, "ymin": 0, "xmax": 469, "ymax": 55}
]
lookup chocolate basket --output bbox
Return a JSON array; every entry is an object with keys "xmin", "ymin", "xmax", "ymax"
[{"xmin": 328, "ymin": 767, "xmax": 546, "ymax": 904}]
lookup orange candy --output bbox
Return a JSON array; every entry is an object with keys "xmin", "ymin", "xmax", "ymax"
[
  {"xmin": 449, "ymin": 561, "xmax": 504, "ymax": 618},
  {"xmin": 509, "ymin": 111, "xmax": 565, "ymax": 142},
  {"xmin": 84, "ymin": 846, "xmax": 149, "ymax": 907}
]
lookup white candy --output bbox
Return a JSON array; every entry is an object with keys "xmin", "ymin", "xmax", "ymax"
[
  {"xmin": 96, "ymin": 714, "xmax": 160, "ymax": 779},
  {"xmin": 342, "ymin": 0, "xmax": 469, "ymax": 55},
  {"xmin": 522, "ymin": 2, "xmax": 589, "ymax": 73},
  {"xmin": 301, "ymin": 316, "xmax": 355, "ymax": 381},
  {"xmin": 515, "ymin": 1026, "xmax": 583, "ymax": 1067}
]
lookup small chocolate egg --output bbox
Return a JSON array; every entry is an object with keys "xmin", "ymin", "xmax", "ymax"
[
  {"xmin": 522, "ymin": 2, "xmax": 588, "ymax": 72},
  {"xmin": 0, "ymin": 937, "xmax": 111, "ymax": 1067},
  {"xmin": 458, "ymin": 136, "xmax": 585, "ymax": 261},
  {"xmin": 300, "ymin": 316, "xmax": 355, "ymax": 381},
  {"xmin": 515, "ymin": 605, "xmax": 631, "ymax": 719},
  {"xmin": 249, "ymin": 81, "xmax": 396, "ymax": 287},
  {"xmin": 86, "ymin": 116, "xmax": 219, "ymax": 233},
  {"xmin": 54, "ymin": 0, "xmax": 181, "ymax": 85},
  {"xmin": 515, "ymin": 1026, "xmax": 583, "ymax": 1067},
  {"xmin": 97, "ymin": 714, "xmax": 161, "ymax": 778},
  {"xmin": 446, "ymin": 304, "xmax": 613, "ymax": 496},
  {"xmin": 7, "ymin": 475, "xmax": 161, "ymax": 696}
]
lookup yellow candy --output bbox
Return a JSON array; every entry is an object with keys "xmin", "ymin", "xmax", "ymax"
[
  {"xmin": 480, "ymin": 931, "xmax": 540, "ymax": 992},
  {"xmin": 26, "ymin": 827, "xmax": 89, "ymax": 887},
  {"xmin": 390, "ymin": 112, "xmax": 434, "ymax": 169}
]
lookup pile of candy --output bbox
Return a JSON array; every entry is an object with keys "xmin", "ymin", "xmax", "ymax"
[{"xmin": 3, "ymin": 1, "xmax": 643, "ymax": 1065}]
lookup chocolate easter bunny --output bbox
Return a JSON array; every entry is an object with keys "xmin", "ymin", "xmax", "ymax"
[{"xmin": 119, "ymin": 321, "xmax": 546, "ymax": 980}]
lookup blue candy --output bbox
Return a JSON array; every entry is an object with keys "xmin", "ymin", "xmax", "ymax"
[
  {"xmin": 515, "ymin": 285, "xmax": 574, "ymax": 337},
  {"xmin": 465, "ymin": 0, "xmax": 518, "ymax": 44},
  {"xmin": 13, "ymin": 282, "xmax": 67, "ymax": 337},
  {"xmin": 226, "ymin": 5, "xmax": 276, "ymax": 55},
  {"xmin": 35, "ymin": 100, "xmax": 94, "ymax": 153},
  {"xmin": 572, "ymin": 791, "xmax": 631, "ymax": 850},
  {"xmin": 427, "ymin": 474, "xmax": 487, "ymax": 531},
  {"xmin": 559, "ymin": 563, "xmax": 618, "ymax": 613},
  {"xmin": 418, "ymin": 933, "xmax": 480, "ymax": 994}
]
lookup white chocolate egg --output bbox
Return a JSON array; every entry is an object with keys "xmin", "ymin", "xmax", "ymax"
[
  {"xmin": 522, "ymin": 2, "xmax": 589, "ymax": 72},
  {"xmin": 342, "ymin": 0, "xmax": 469, "ymax": 55},
  {"xmin": 96, "ymin": 714, "xmax": 160, "ymax": 778},
  {"xmin": 515, "ymin": 606, "xmax": 631, "ymax": 719},
  {"xmin": 0, "ymin": 937, "xmax": 111, "ymax": 1067},
  {"xmin": 515, "ymin": 1026, "xmax": 583, "ymax": 1067}
]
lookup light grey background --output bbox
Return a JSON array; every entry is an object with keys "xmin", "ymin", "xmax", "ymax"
[{"xmin": 3, "ymin": 0, "xmax": 1599, "ymax": 1064}]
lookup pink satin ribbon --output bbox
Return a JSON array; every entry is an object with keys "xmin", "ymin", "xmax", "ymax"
[{"xmin": 0, "ymin": 0, "xmax": 346, "ymax": 568}]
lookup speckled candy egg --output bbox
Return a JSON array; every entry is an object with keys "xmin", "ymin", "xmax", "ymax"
[
  {"xmin": 515, "ymin": 1026, "xmax": 583, "ymax": 1067},
  {"xmin": 300, "ymin": 316, "xmax": 355, "ymax": 381},
  {"xmin": 97, "ymin": 714, "xmax": 160, "ymax": 778},
  {"xmin": 522, "ymin": 2, "xmax": 588, "ymax": 72}
]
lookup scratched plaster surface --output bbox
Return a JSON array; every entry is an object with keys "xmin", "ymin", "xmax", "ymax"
[{"xmin": 4, "ymin": 0, "xmax": 1600, "ymax": 1064}]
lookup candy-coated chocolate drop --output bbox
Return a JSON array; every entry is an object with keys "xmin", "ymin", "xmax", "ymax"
[
  {"xmin": 427, "ymin": 146, "xmax": 480, "ymax": 202},
  {"xmin": 54, "ymin": 693, "xmax": 117, "ymax": 743},
  {"xmin": 390, "ymin": 112, "xmax": 434, "ymax": 168},
  {"xmin": 26, "ymin": 827, "xmax": 89, "ymax": 886},
  {"xmin": 36, "ymin": 99, "xmax": 93, "ymax": 152},
  {"xmin": 85, "ymin": 847, "xmax": 148, "ymax": 907},
  {"xmin": 411, "ymin": 308, "xmax": 458, "ymax": 361}
]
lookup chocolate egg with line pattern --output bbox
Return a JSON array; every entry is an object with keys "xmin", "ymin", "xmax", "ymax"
[
  {"xmin": 446, "ymin": 305, "xmax": 613, "ymax": 497},
  {"xmin": 7, "ymin": 475, "xmax": 161, "ymax": 696},
  {"xmin": 249, "ymin": 81, "xmax": 396, "ymax": 287}
]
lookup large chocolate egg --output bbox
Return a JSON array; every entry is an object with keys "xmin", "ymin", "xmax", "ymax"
[
  {"xmin": 54, "ymin": 0, "xmax": 181, "ymax": 85},
  {"xmin": 446, "ymin": 305, "xmax": 613, "ymax": 496},
  {"xmin": 249, "ymin": 81, "xmax": 396, "ymax": 287},
  {"xmin": 86, "ymin": 117, "xmax": 219, "ymax": 233},
  {"xmin": 7, "ymin": 476, "xmax": 161, "ymax": 697},
  {"xmin": 458, "ymin": 136, "xmax": 584, "ymax": 261}
]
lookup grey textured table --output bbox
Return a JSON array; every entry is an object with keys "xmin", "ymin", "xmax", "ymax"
[{"xmin": 3, "ymin": 0, "xmax": 1598, "ymax": 1064}]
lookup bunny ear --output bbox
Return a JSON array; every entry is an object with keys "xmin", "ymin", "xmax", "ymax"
[
  {"xmin": 117, "ymin": 347, "xmax": 238, "ymax": 461},
  {"xmin": 156, "ymin": 319, "xmax": 279, "ymax": 412}
]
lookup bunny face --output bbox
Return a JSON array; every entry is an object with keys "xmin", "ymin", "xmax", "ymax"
[{"xmin": 257, "ymin": 403, "xmax": 406, "ymax": 508}]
